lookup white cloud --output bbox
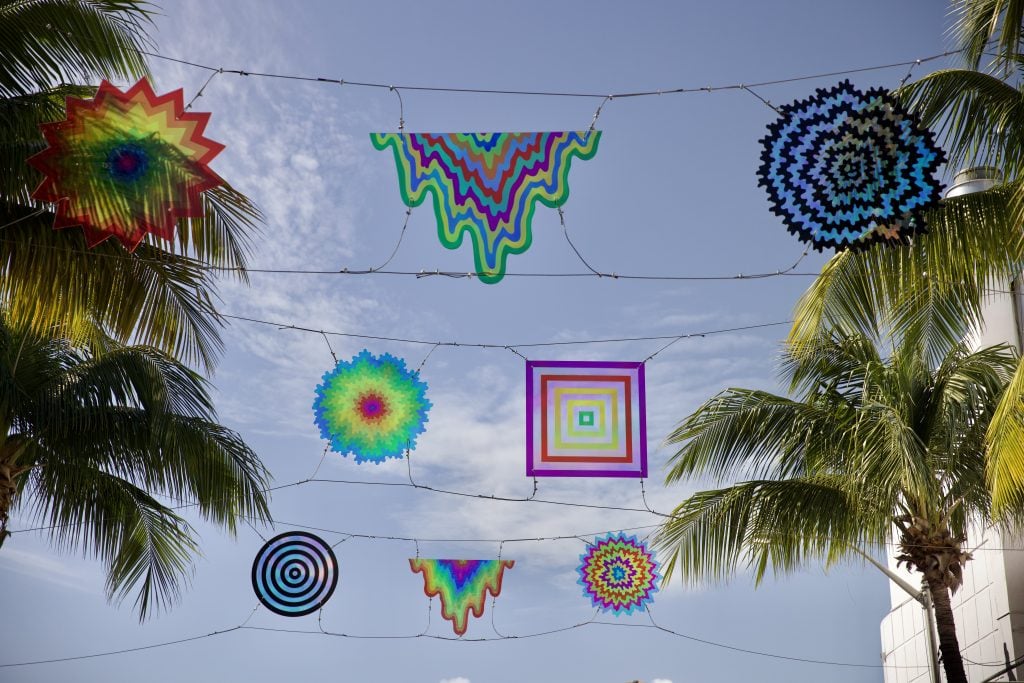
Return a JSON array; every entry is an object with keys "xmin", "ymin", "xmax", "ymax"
[
  {"xmin": 0, "ymin": 547, "xmax": 99, "ymax": 594},
  {"xmin": 439, "ymin": 678, "xmax": 471, "ymax": 683},
  {"xmin": 652, "ymin": 679, "xmax": 674, "ymax": 683}
]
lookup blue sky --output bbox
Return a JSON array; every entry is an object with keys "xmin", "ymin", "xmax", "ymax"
[{"xmin": 1, "ymin": 1, "xmax": 957, "ymax": 681}]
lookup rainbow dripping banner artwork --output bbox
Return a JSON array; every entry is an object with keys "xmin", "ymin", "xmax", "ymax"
[
  {"xmin": 371, "ymin": 132, "xmax": 600, "ymax": 283},
  {"xmin": 757, "ymin": 80, "xmax": 945, "ymax": 251},
  {"xmin": 409, "ymin": 559, "xmax": 515, "ymax": 636},
  {"xmin": 526, "ymin": 360, "xmax": 647, "ymax": 478},
  {"xmin": 27, "ymin": 78, "xmax": 224, "ymax": 251}
]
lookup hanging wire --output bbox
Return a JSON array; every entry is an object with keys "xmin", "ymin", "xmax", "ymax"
[
  {"xmin": 896, "ymin": 58, "xmax": 923, "ymax": 89},
  {"xmin": 243, "ymin": 518, "xmax": 268, "ymax": 542},
  {"xmin": 318, "ymin": 331, "xmax": 338, "ymax": 363},
  {"xmin": 131, "ymin": 46, "xmax": 963, "ymax": 100},
  {"xmin": 505, "ymin": 346, "xmax": 529, "ymax": 361},
  {"xmin": 389, "ymin": 86, "xmax": 405, "ymax": 132},
  {"xmin": 374, "ymin": 208, "xmax": 412, "ymax": 272},
  {"xmin": 185, "ymin": 68, "xmax": 223, "ymax": 110},
  {"xmin": 0, "ymin": 608, "xmax": 933, "ymax": 669},
  {"xmin": 589, "ymin": 95, "xmax": 613, "ymax": 131},
  {"xmin": 490, "ymin": 540, "xmax": 510, "ymax": 638},
  {"xmin": 0, "ymin": 234, "xmax": 820, "ymax": 282},
  {"xmin": 306, "ymin": 445, "xmax": 331, "ymax": 483},
  {"xmin": 224, "ymin": 313, "xmax": 794, "ymax": 354},
  {"xmin": 557, "ymin": 206, "xmax": 604, "ymax": 276},
  {"xmin": 639, "ymin": 478, "xmax": 659, "ymax": 514},
  {"xmin": 415, "ymin": 342, "xmax": 441, "ymax": 373},
  {"xmin": 14, "ymin": 480, "xmax": 1023, "ymax": 554},
  {"xmin": 740, "ymin": 84, "xmax": 782, "ymax": 114},
  {"xmin": 642, "ymin": 331, "xmax": 706, "ymax": 363},
  {"xmin": 307, "ymin": 475, "xmax": 671, "ymax": 517},
  {"xmin": 237, "ymin": 604, "xmax": 261, "ymax": 629}
]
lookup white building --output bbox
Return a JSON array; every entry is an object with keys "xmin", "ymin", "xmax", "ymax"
[{"xmin": 880, "ymin": 170, "xmax": 1024, "ymax": 683}]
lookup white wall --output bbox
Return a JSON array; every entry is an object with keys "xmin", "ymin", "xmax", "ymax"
[
  {"xmin": 879, "ymin": 169, "xmax": 1024, "ymax": 682},
  {"xmin": 880, "ymin": 526, "xmax": 1019, "ymax": 683}
]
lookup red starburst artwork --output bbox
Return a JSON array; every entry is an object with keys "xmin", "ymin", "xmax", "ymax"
[{"xmin": 27, "ymin": 78, "xmax": 225, "ymax": 251}]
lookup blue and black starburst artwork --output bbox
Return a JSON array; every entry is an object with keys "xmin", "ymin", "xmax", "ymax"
[{"xmin": 757, "ymin": 80, "xmax": 946, "ymax": 252}]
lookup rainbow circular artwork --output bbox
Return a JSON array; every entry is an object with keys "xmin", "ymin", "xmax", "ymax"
[
  {"xmin": 312, "ymin": 350, "xmax": 431, "ymax": 464},
  {"xmin": 251, "ymin": 531, "xmax": 338, "ymax": 617},
  {"xmin": 757, "ymin": 80, "xmax": 945, "ymax": 251},
  {"xmin": 577, "ymin": 532, "xmax": 659, "ymax": 615}
]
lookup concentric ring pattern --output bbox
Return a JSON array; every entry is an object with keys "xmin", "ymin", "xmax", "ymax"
[{"xmin": 251, "ymin": 531, "xmax": 338, "ymax": 617}]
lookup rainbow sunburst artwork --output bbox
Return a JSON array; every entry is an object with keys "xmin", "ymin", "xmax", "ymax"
[
  {"xmin": 27, "ymin": 78, "xmax": 224, "ymax": 251},
  {"xmin": 313, "ymin": 350, "xmax": 431, "ymax": 464},
  {"xmin": 577, "ymin": 533, "xmax": 659, "ymax": 615}
]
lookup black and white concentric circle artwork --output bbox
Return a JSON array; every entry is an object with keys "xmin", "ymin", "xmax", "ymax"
[{"xmin": 251, "ymin": 531, "xmax": 339, "ymax": 616}]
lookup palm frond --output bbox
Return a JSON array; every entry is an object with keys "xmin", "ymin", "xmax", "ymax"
[
  {"xmin": 952, "ymin": 0, "xmax": 1024, "ymax": 71},
  {"xmin": 789, "ymin": 184, "xmax": 1023, "ymax": 365},
  {"xmin": 985, "ymin": 354, "xmax": 1024, "ymax": 521},
  {"xmin": 654, "ymin": 477, "xmax": 882, "ymax": 586},
  {"xmin": 19, "ymin": 464, "xmax": 196, "ymax": 620},
  {"xmin": 174, "ymin": 183, "xmax": 261, "ymax": 278},
  {"xmin": 2, "ymin": 315, "xmax": 272, "ymax": 618},
  {"xmin": 898, "ymin": 69, "xmax": 1024, "ymax": 178},
  {"xmin": 0, "ymin": 84, "xmax": 96, "ymax": 204},
  {"xmin": 0, "ymin": 0, "xmax": 152, "ymax": 97},
  {"xmin": 665, "ymin": 388, "xmax": 849, "ymax": 485},
  {"xmin": 0, "ymin": 216, "xmax": 228, "ymax": 370}
]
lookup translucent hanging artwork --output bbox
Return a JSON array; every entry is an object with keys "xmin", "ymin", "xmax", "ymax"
[
  {"xmin": 27, "ymin": 78, "xmax": 224, "ymax": 251},
  {"xmin": 756, "ymin": 80, "xmax": 946, "ymax": 251},
  {"xmin": 577, "ymin": 532, "xmax": 659, "ymax": 615},
  {"xmin": 252, "ymin": 531, "xmax": 339, "ymax": 617},
  {"xmin": 526, "ymin": 360, "xmax": 647, "ymax": 478},
  {"xmin": 371, "ymin": 132, "xmax": 600, "ymax": 283},
  {"xmin": 313, "ymin": 350, "xmax": 431, "ymax": 464},
  {"xmin": 408, "ymin": 558, "xmax": 514, "ymax": 636}
]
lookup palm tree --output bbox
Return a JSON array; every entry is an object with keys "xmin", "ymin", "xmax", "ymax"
[
  {"xmin": 0, "ymin": 0, "xmax": 261, "ymax": 371},
  {"xmin": 0, "ymin": 310, "xmax": 272, "ymax": 619},
  {"xmin": 789, "ymin": 58, "xmax": 1024, "ymax": 362},
  {"xmin": 654, "ymin": 333, "xmax": 1024, "ymax": 683},
  {"xmin": 788, "ymin": 0, "xmax": 1024, "ymax": 366},
  {"xmin": 788, "ymin": 0, "xmax": 1024, "ymax": 529}
]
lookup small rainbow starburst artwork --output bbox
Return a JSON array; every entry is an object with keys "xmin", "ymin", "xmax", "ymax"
[
  {"xmin": 371, "ymin": 132, "xmax": 600, "ymax": 283},
  {"xmin": 526, "ymin": 360, "xmax": 647, "ymax": 478},
  {"xmin": 27, "ymin": 78, "xmax": 225, "ymax": 251},
  {"xmin": 409, "ymin": 559, "xmax": 515, "ymax": 636},
  {"xmin": 577, "ymin": 533, "xmax": 659, "ymax": 615},
  {"xmin": 313, "ymin": 350, "xmax": 431, "ymax": 464},
  {"xmin": 757, "ymin": 80, "xmax": 946, "ymax": 251}
]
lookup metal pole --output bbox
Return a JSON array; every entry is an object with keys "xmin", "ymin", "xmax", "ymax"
[
  {"xmin": 922, "ymin": 583, "xmax": 942, "ymax": 683},
  {"xmin": 852, "ymin": 547, "xmax": 941, "ymax": 683}
]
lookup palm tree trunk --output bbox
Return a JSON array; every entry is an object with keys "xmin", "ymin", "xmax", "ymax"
[
  {"xmin": 0, "ymin": 456, "xmax": 23, "ymax": 546},
  {"xmin": 0, "ymin": 437, "xmax": 29, "ymax": 547},
  {"xmin": 927, "ymin": 578, "xmax": 968, "ymax": 683}
]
